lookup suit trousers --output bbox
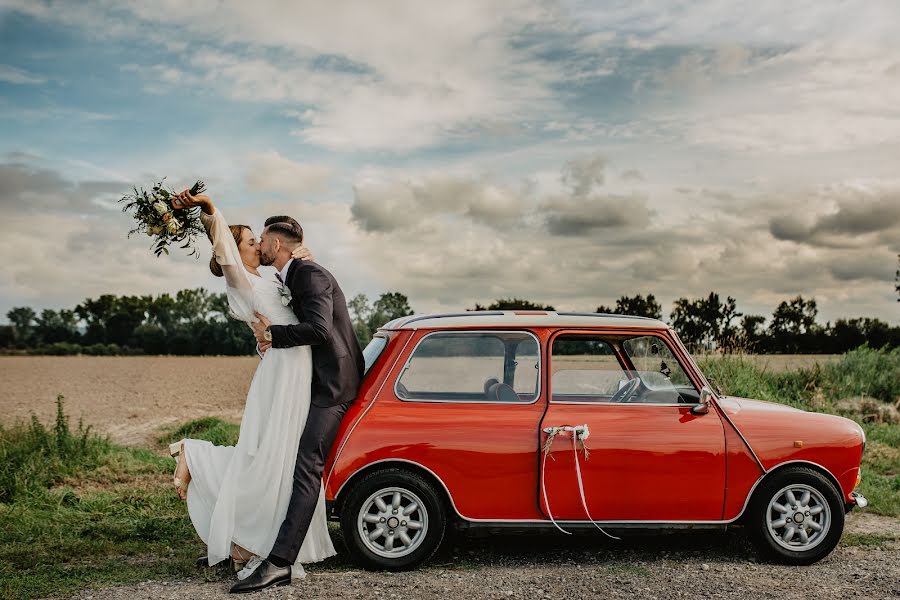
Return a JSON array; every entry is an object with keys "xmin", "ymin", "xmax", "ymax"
[{"xmin": 269, "ymin": 400, "xmax": 351, "ymax": 564}]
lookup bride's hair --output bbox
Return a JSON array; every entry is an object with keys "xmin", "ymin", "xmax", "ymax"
[{"xmin": 209, "ymin": 224, "xmax": 251, "ymax": 277}]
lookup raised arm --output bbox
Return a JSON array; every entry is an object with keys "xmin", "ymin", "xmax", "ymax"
[{"xmin": 174, "ymin": 191, "xmax": 257, "ymax": 324}]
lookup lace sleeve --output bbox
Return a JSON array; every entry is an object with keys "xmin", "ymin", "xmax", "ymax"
[{"xmin": 200, "ymin": 210, "xmax": 257, "ymax": 324}]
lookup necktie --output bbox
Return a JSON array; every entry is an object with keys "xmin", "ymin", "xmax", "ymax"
[{"xmin": 275, "ymin": 272, "xmax": 284, "ymax": 284}]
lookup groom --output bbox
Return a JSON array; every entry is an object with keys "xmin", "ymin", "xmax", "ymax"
[{"xmin": 231, "ymin": 216, "xmax": 365, "ymax": 593}]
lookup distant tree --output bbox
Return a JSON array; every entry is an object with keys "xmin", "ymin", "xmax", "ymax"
[
  {"xmin": 147, "ymin": 293, "xmax": 178, "ymax": 330},
  {"xmin": 348, "ymin": 293, "xmax": 374, "ymax": 347},
  {"xmin": 769, "ymin": 295, "xmax": 821, "ymax": 353},
  {"xmin": 75, "ymin": 295, "xmax": 117, "ymax": 344},
  {"xmin": 369, "ymin": 292, "xmax": 413, "ymax": 328},
  {"xmin": 172, "ymin": 288, "xmax": 213, "ymax": 323},
  {"xmin": 34, "ymin": 309, "xmax": 80, "ymax": 344},
  {"xmin": 0, "ymin": 325, "xmax": 14, "ymax": 348},
  {"xmin": 669, "ymin": 292, "xmax": 741, "ymax": 352},
  {"xmin": 105, "ymin": 295, "xmax": 151, "ymax": 346},
  {"xmin": 6, "ymin": 307, "xmax": 36, "ymax": 345},
  {"xmin": 471, "ymin": 298, "xmax": 555, "ymax": 311},
  {"xmin": 346, "ymin": 292, "xmax": 414, "ymax": 347},
  {"xmin": 738, "ymin": 315, "xmax": 766, "ymax": 352},
  {"xmin": 597, "ymin": 294, "xmax": 662, "ymax": 319}
]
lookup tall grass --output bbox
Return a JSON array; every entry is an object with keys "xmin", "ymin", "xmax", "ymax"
[
  {"xmin": 0, "ymin": 395, "xmax": 110, "ymax": 503},
  {"xmin": 0, "ymin": 407, "xmax": 241, "ymax": 599}
]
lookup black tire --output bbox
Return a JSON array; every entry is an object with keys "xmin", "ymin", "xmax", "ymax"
[
  {"xmin": 340, "ymin": 468, "xmax": 447, "ymax": 570},
  {"xmin": 745, "ymin": 466, "xmax": 844, "ymax": 565}
]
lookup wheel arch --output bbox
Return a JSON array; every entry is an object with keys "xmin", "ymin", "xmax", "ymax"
[
  {"xmin": 739, "ymin": 460, "xmax": 845, "ymax": 522},
  {"xmin": 333, "ymin": 459, "xmax": 456, "ymax": 520}
]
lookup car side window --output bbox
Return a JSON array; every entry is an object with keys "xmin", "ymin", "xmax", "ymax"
[
  {"xmin": 551, "ymin": 336, "xmax": 627, "ymax": 402},
  {"xmin": 622, "ymin": 336, "xmax": 692, "ymax": 386},
  {"xmin": 551, "ymin": 334, "xmax": 698, "ymax": 404},
  {"xmin": 396, "ymin": 331, "xmax": 539, "ymax": 403}
]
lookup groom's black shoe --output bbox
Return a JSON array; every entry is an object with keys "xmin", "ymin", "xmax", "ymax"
[{"xmin": 229, "ymin": 559, "xmax": 290, "ymax": 594}]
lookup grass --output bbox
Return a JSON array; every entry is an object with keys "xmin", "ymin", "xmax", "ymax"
[
  {"xmin": 0, "ymin": 404, "xmax": 240, "ymax": 600},
  {"xmin": 699, "ymin": 346, "xmax": 900, "ymax": 517}
]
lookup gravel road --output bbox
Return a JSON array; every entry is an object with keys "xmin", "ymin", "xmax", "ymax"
[{"xmin": 68, "ymin": 513, "xmax": 900, "ymax": 600}]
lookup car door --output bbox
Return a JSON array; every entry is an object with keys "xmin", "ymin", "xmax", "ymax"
[{"xmin": 538, "ymin": 330, "xmax": 726, "ymax": 522}]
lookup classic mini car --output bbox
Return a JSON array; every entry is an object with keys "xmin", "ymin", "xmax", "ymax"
[{"xmin": 322, "ymin": 312, "xmax": 867, "ymax": 569}]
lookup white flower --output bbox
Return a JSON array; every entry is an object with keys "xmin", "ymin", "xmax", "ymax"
[
  {"xmin": 278, "ymin": 284, "xmax": 292, "ymax": 307},
  {"xmin": 576, "ymin": 424, "xmax": 590, "ymax": 441},
  {"xmin": 153, "ymin": 201, "xmax": 169, "ymax": 214},
  {"xmin": 166, "ymin": 219, "xmax": 181, "ymax": 234}
]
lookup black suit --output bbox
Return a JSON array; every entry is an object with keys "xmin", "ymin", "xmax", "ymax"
[{"xmin": 268, "ymin": 259, "xmax": 364, "ymax": 564}]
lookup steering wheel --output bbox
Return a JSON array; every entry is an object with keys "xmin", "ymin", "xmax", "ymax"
[{"xmin": 609, "ymin": 377, "xmax": 640, "ymax": 403}]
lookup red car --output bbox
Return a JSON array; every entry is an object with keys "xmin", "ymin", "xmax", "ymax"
[{"xmin": 322, "ymin": 312, "xmax": 867, "ymax": 569}]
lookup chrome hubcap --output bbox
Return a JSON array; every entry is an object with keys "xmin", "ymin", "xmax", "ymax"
[
  {"xmin": 358, "ymin": 487, "xmax": 428, "ymax": 558},
  {"xmin": 766, "ymin": 484, "xmax": 831, "ymax": 551}
]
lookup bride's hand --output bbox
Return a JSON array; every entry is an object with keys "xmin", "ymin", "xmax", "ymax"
[
  {"xmin": 291, "ymin": 244, "xmax": 313, "ymax": 261},
  {"xmin": 172, "ymin": 189, "xmax": 213, "ymax": 213}
]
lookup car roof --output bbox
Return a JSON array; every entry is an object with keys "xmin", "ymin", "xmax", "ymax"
[{"xmin": 381, "ymin": 311, "xmax": 669, "ymax": 331}]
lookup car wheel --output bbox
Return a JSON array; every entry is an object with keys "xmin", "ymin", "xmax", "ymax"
[
  {"xmin": 745, "ymin": 466, "xmax": 844, "ymax": 565},
  {"xmin": 340, "ymin": 468, "xmax": 447, "ymax": 570}
]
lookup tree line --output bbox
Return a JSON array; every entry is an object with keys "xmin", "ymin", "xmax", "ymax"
[
  {"xmin": 472, "ymin": 294, "xmax": 900, "ymax": 354},
  {"xmin": 2, "ymin": 289, "xmax": 898, "ymax": 356}
]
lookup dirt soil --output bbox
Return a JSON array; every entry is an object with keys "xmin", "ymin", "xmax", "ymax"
[
  {"xmin": 0, "ymin": 356, "xmax": 258, "ymax": 444},
  {"xmin": 67, "ymin": 513, "xmax": 898, "ymax": 600}
]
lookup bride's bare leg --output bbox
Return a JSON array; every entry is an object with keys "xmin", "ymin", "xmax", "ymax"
[
  {"xmin": 172, "ymin": 443, "xmax": 192, "ymax": 500},
  {"xmin": 231, "ymin": 544, "xmax": 255, "ymax": 562}
]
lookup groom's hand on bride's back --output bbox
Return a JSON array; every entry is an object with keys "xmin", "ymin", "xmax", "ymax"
[{"xmin": 257, "ymin": 341, "xmax": 272, "ymax": 357}]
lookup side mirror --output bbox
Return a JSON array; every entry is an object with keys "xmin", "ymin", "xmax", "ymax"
[{"xmin": 691, "ymin": 386, "xmax": 714, "ymax": 415}]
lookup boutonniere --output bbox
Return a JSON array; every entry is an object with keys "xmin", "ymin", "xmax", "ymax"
[{"xmin": 277, "ymin": 284, "xmax": 293, "ymax": 307}]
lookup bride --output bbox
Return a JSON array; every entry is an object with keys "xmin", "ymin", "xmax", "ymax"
[{"xmin": 166, "ymin": 191, "xmax": 335, "ymax": 579}]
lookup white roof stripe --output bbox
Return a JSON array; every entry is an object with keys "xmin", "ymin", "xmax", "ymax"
[{"xmin": 381, "ymin": 311, "xmax": 668, "ymax": 331}]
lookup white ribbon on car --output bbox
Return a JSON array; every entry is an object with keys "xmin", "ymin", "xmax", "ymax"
[{"xmin": 540, "ymin": 424, "xmax": 620, "ymax": 540}]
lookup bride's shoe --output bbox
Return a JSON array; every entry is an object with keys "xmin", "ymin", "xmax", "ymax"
[{"xmin": 168, "ymin": 440, "xmax": 184, "ymax": 457}]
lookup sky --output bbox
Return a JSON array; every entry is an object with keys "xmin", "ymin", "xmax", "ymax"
[{"xmin": 0, "ymin": 0, "xmax": 898, "ymax": 325}]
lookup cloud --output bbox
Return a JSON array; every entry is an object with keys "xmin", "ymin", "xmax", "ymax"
[
  {"xmin": 245, "ymin": 151, "xmax": 332, "ymax": 198},
  {"xmin": 541, "ymin": 193, "xmax": 653, "ymax": 236},
  {"xmin": 10, "ymin": 0, "xmax": 566, "ymax": 152},
  {"xmin": 561, "ymin": 154, "xmax": 607, "ymax": 197},
  {"xmin": 0, "ymin": 65, "xmax": 46, "ymax": 85},
  {"xmin": 769, "ymin": 188, "xmax": 900, "ymax": 248}
]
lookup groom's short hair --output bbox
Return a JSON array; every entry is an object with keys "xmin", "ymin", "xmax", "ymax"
[{"xmin": 264, "ymin": 216, "xmax": 303, "ymax": 244}]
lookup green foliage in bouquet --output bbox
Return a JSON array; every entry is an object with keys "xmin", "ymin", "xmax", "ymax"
[{"xmin": 119, "ymin": 179, "xmax": 207, "ymax": 257}]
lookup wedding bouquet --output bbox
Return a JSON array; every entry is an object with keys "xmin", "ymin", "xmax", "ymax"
[{"xmin": 119, "ymin": 179, "xmax": 207, "ymax": 257}]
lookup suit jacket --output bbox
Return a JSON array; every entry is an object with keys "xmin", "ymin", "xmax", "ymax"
[{"xmin": 269, "ymin": 260, "xmax": 364, "ymax": 408}]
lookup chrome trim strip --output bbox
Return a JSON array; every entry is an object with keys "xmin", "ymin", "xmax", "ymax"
[
  {"xmin": 334, "ymin": 457, "xmax": 843, "ymax": 525},
  {"xmin": 551, "ymin": 401, "xmax": 699, "ymax": 407},
  {"xmin": 713, "ymin": 399, "xmax": 767, "ymax": 475},
  {"xmin": 324, "ymin": 333, "xmax": 416, "ymax": 490},
  {"xmin": 557, "ymin": 311, "xmax": 657, "ymax": 322},
  {"xmin": 394, "ymin": 329, "xmax": 542, "ymax": 405}
]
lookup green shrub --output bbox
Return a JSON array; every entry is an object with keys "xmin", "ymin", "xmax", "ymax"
[
  {"xmin": 158, "ymin": 417, "xmax": 240, "ymax": 447},
  {"xmin": 821, "ymin": 346, "xmax": 900, "ymax": 403}
]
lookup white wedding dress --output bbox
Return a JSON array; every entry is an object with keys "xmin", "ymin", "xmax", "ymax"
[{"xmin": 181, "ymin": 208, "xmax": 336, "ymax": 576}]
